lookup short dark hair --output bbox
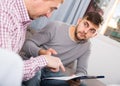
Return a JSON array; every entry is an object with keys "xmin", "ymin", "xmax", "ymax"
[{"xmin": 84, "ymin": 12, "xmax": 103, "ymax": 26}]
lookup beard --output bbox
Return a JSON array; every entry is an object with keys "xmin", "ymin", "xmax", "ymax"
[{"xmin": 74, "ymin": 26, "xmax": 87, "ymax": 43}]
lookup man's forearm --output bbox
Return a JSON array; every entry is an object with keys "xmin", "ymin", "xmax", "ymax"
[{"xmin": 23, "ymin": 56, "xmax": 47, "ymax": 81}]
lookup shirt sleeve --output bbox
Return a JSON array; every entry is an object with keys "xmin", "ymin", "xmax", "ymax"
[
  {"xmin": 22, "ymin": 31, "xmax": 51, "ymax": 57},
  {"xmin": 0, "ymin": 9, "xmax": 14, "ymax": 50},
  {"xmin": 23, "ymin": 55, "xmax": 47, "ymax": 81},
  {"xmin": 76, "ymin": 43, "xmax": 91, "ymax": 76},
  {"xmin": 22, "ymin": 22, "xmax": 55, "ymax": 57}
]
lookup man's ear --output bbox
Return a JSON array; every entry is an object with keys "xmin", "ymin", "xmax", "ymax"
[{"xmin": 77, "ymin": 18, "xmax": 82, "ymax": 24}]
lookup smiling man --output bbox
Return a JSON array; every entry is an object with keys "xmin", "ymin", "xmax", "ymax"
[{"xmin": 22, "ymin": 12, "xmax": 103, "ymax": 86}]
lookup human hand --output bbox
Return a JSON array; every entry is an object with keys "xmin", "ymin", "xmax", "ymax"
[
  {"xmin": 39, "ymin": 48, "xmax": 57, "ymax": 55},
  {"xmin": 45, "ymin": 55, "xmax": 65, "ymax": 72}
]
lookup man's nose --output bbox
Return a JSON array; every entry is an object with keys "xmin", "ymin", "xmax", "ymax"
[{"xmin": 84, "ymin": 28, "xmax": 89, "ymax": 33}]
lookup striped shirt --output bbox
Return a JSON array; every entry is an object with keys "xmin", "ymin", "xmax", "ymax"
[{"xmin": 0, "ymin": 0, "xmax": 47, "ymax": 81}]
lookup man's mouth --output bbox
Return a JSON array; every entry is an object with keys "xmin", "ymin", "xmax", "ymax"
[{"xmin": 78, "ymin": 32, "xmax": 86, "ymax": 38}]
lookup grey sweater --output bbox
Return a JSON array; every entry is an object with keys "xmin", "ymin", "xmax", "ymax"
[{"xmin": 22, "ymin": 21, "xmax": 91, "ymax": 75}]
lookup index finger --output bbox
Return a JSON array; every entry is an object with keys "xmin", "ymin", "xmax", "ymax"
[{"xmin": 59, "ymin": 61, "xmax": 65, "ymax": 72}]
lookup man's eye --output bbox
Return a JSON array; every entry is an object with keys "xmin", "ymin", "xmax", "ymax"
[
  {"xmin": 49, "ymin": 9, "xmax": 53, "ymax": 12},
  {"xmin": 50, "ymin": 7, "xmax": 57, "ymax": 12},
  {"xmin": 89, "ymin": 29, "xmax": 96, "ymax": 33},
  {"xmin": 84, "ymin": 22, "xmax": 88, "ymax": 27}
]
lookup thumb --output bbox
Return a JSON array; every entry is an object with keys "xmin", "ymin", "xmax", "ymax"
[
  {"xmin": 46, "ymin": 51, "xmax": 52, "ymax": 55},
  {"xmin": 48, "ymin": 48, "xmax": 57, "ymax": 55}
]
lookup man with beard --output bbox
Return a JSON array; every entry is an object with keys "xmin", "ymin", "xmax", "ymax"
[{"xmin": 22, "ymin": 12, "xmax": 103, "ymax": 86}]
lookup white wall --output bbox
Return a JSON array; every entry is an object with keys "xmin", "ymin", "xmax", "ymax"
[{"xmin": 88, "ymin": 34, "xmax": 120, "ymax": 85}]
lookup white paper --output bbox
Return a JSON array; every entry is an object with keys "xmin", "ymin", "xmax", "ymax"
[
  {"xmin": 44, "ymin": 73, "xmax": 85, "ymax": 80},
  {"xmin": 44, "ymin": 75, "xmax": 78, "ymax": 80}
]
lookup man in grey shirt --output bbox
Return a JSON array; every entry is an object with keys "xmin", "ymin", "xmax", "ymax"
[{"xmin": 22, "ymin": 12, "xmax": 103, "ymax": 86}]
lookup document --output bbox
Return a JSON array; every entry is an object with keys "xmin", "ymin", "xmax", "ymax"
[{"xmin": 44, "ymin": 74, "xmax": 105, "ymax": 81}]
